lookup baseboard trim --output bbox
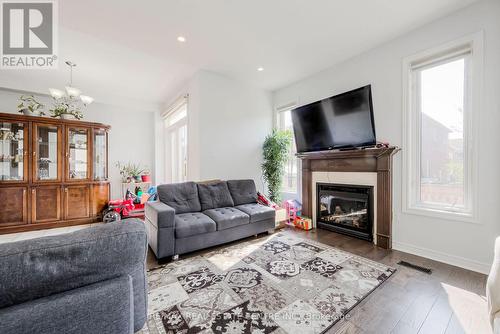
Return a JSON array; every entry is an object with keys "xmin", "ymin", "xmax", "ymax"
[{"xmin": 393, "ymin": 240, "xmax": 491, "ymax": 275}]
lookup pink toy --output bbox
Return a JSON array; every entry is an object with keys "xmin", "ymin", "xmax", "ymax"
[{"xmin": 284, "ymin": 199, "xmax": 302, "ymax": 224}]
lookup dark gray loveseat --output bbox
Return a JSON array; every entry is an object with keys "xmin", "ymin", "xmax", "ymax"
[
  {"xmin": 0, "ymin": 219, "xmax": 148, "ymax": 334},
  {"xmin": 145, "ymin": 179, "xmax": 275, "ymax": 260}
]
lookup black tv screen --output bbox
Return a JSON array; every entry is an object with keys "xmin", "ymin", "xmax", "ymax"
[{"xmin": 291, "ymin": 85, "xmax": 376, "ymax": 153}]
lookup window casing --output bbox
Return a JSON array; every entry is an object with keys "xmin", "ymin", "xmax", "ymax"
[
  {"xmin": 403, "ymin": 34, "xmax": 482, "ymax": 222},
  {"xmin": 163, "ymin": 97, "xmax": 188, "ymax": 183},
  {"xmin": 276, "ymin": 108, "xmax": 299, "ymax": 195}
]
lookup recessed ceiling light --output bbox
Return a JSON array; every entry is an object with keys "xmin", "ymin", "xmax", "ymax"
[
  {"xmin": 257, "ymin": 67, "xmax": 264, "ymax": 72},
  {"xmin": 177, "ymin": 36, "xmax": 186, "ymax": 42}
]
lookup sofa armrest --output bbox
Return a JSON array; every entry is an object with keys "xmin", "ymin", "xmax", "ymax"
[
  {"xmin": 145, "ymin": 201, "xmax": 176, "ymax": 228},
  {"xmin": 488, "ymin": 237, "xmax": 500, "ymax": 331}
]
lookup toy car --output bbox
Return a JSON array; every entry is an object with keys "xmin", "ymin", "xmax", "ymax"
[{"xmin": 102, "ymin": 199, "xmax": 135, "ymax": 223}]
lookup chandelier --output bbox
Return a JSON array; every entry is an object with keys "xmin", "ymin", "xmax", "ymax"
[{"xmin": 49, "ymin": 61, "xmax": 94, "ymax": 106}]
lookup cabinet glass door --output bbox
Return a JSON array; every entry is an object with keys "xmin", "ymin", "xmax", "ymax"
[
  {"xmin": 93, "ymin": 129, "xmax": 107, "ymax": 180},
  {"xmin": 68, "ymin": 128, "xmax": 89, "ymax": 180},
  {"xmin": 34, "ymin": 124, "xmax": 60, "ymax": 181},
  {"xmin": 0, "ymin": 121, "xmax": 27, "ymax": 182}
]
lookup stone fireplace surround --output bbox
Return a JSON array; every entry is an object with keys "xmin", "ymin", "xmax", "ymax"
[{"xmin": 297, "ymin": 147, "xmax": 399, "ymax": 249}]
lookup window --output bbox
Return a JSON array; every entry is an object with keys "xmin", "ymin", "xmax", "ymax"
[
  {"xmin": 277, "ymin": 108, "xmax": 299, "ymax": 194},
  {"xmin": 403, "ymin": 34, "xmax": 482, "ymax": 221},
  {"xmin": 163, "ymin": 97, "xmax": 188, "ymax": 183}
]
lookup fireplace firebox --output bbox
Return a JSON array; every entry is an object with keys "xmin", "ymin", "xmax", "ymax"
[{"xmin": 316, "ymin": 183, "xmax": 373, "ymax": 241}]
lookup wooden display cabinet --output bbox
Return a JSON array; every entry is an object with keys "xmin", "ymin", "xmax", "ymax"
[{"xmin": 0, "ymin": 112, "xmax": 110, "ymax": 234}]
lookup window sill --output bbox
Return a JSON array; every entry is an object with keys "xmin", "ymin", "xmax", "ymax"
[
  {"xmin": 402, "ymin": 205, "xmax": 478, "ymax": 224},
  {"xmin": 280, "ymin": 191, "xmax": 300, "ymax": 202}
]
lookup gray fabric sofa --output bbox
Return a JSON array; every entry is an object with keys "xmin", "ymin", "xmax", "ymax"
[
  {"xmin": 0, "ymin": 219, "xmax": 148, "ymax": 334},
  {"xmin": 145, "ymin": 179, "xmax": 275, "ymax": 260}
]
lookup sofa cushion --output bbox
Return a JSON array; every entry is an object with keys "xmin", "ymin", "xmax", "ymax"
[
  {"xmin": 203, "ymin": 207, "xmax": 250, "ymax": 231},
  {"xmin": 197, "ymin": 181, "xmax": 234, "ymax": 211},
  {"xmin": 227, "ymin": 179, "xmax": 258, "ymax": 206},
  {"xmin": 174, "ymin": 213, "xmax": 216, "ymax": 238},
  {"xmin": 157, "ymin": 182, "xmax": 201, "ymax": 214},
  {"xmin": 235, "ymin": 203, "xmax": 275, "ymax": 223}
]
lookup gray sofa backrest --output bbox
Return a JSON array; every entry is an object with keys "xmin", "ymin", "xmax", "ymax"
[
  {"xmin": 157, "ymin": 181, "xmax": 202, "ymax": 213},
  {"xmin": 197, "ymin": 181, "xmax": 234, "ymax": 211},
  {"xmin": 227, "ymin": 179, "xmax": 258, "ymax": 205},
  {"xmin": 0, "ymin": 219, "xmax": 147, "ymax": 331}
]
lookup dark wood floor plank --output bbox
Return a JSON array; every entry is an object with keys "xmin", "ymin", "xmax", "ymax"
[
  {"xmin": 444, "ymin": 314, "xmax": 467, "ymax": 334},
  {"xmin": 327, "ymin": 320, "xmax": 365, "ymax": 334},
  {"xmin": 417, "ymin": 291, "xmax": 454, "ymax": 334}
]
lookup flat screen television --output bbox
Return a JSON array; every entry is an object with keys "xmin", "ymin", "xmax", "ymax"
[{"xmin": 291, "ymin": 85, "xmax": 376, "ymax": 153}]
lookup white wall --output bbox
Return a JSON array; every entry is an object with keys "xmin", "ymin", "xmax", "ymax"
[
  {"xmin": 0, "ymin": 89, "xmax": 155, "ymax": 199},
  {"xmin": 197, "ymin": 71, "xmax": 273, "ymax": 190},
  {"xmin": 273, "ymin": 0, "xmax": 500, "ymax": 273},
  {"xmin": 158, "ymin": 70, "xmax": 273, "ymax": 193}
]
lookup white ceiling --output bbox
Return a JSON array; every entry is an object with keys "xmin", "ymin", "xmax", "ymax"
[{"xmin": 0, "ymin": 0, "xmax": 479, "ymax": 111}]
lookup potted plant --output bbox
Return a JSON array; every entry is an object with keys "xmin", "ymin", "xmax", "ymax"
[
  {"xmin": 141, "ymin": 169, "xmax": 151, "ymax": 182},
  {"xmin": 17, "ymin": 95, "xmax": 44, "ymax": 116},
  {"xmin": 262, "ymin": 129, "xmax": 293, "ymax": 203},
  {"xmin": 116, "ymin": 162, "xmax": 146, "ymax": 183},
  {"xmin": 49, "ymin": 100, "xmax": 83, "ymax": 120},
  {"xmin": 130, "ymin": 163, "xmax": 145, "ymax": 182},
  {"xmin": 116, "ymin": 162, "xmax": 129, "ymax": 182}
]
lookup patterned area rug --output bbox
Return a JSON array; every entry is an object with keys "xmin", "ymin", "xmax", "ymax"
[{"xmin": 139, "ymin": 232, "xmax": 395, "ymax": 334}]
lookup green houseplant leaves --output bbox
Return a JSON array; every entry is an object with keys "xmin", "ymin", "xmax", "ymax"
[{"xmin": 262, "ymin": 129, "xmax": 293, "ymax": 203}]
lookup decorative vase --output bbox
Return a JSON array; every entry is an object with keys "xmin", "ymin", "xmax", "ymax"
[
  {"xmin": 134, "ymin": 175, "xmax": 142, "ymax": 182},
  {"xmin": 22, "ymin": 109, "xmax": 41, "ymax": 116},
  {"xmin": 60, "ymin": 113, "xmax": 76, "ymax": 120},
  {"xmin": 141, "ymin": 174, "xmax": 151, "ymax": 182}
]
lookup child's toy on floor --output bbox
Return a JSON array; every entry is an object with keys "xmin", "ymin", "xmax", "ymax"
[
  {"xmin": 103, "ymin": 185, "xmax": 159, "ymax": 223},
  {"xmin": 284, "ymin": 199, "xmax": 302, "ymax": 224},
  {"xmin": 294, "ymin": 216, "xmax": 312, "ymax": 230},
  {"xmin": 102, "ymin": 198, "xmax": 135, "ymax": 223}
]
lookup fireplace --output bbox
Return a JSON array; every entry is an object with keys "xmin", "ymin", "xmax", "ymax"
[
  {"xmin": 316, "ymin": 183, "xmax": 373, "ymax": 241},
  {"xmin": 298, "ymin": 147, "xmax": 399, "ymax": 248}
]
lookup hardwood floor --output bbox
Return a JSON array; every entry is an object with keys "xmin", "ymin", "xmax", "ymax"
[
  {"xmin": 147, "ymin": 226, "xmax": 491, "ymax": 334},
  {"xmin": 0, "ymin": 222, "xmax": 490, "ymax": 333}
]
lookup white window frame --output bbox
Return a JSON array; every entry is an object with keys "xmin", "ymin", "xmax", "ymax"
[
  {"xmin": 275, "ymin": 102, "xmax": 301, "ymax": 200},
  {"xmin": 402, "ymin": 32, "xmax": 483, "ymax": 223},
  {"xmin": 162, "ymin": 95, "xmax": 189, "ymax": 183}
]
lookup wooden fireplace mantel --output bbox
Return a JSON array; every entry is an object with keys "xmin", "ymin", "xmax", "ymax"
[{"xmin": 297, "ymin": 146, "xmax": 400, "ymax": 249}]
